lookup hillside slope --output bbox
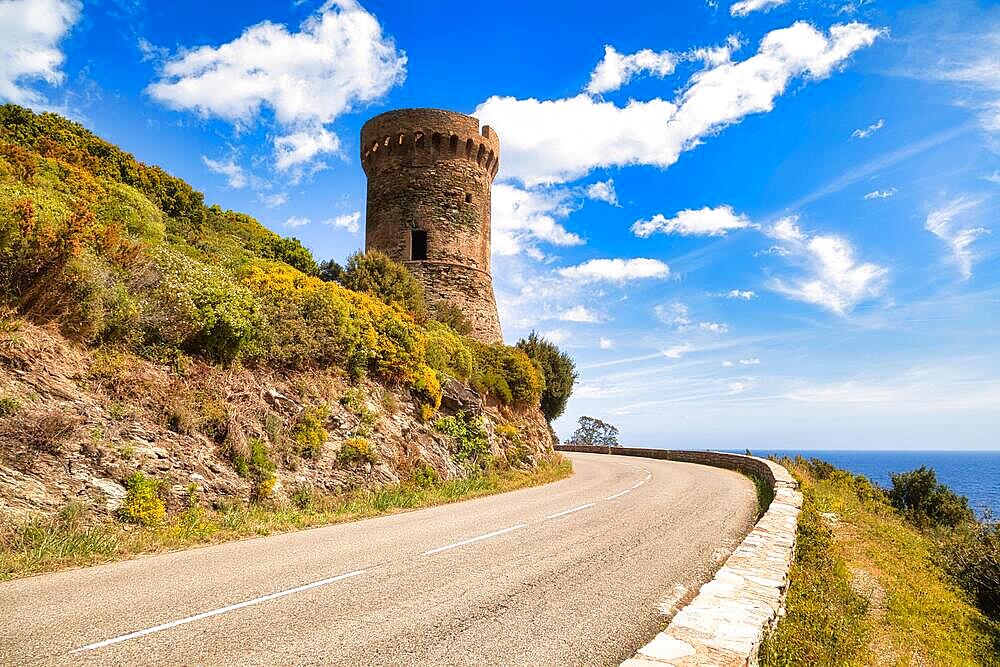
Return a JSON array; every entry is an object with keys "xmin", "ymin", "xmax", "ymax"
[{"xmin": 0, "ymin": 105, "xmax": 557, "ymax": 523}]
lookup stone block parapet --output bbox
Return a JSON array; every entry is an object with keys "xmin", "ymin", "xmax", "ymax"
[{"xmin": 555, "ymin": 445, "xmax": 802, "ymax": 667}]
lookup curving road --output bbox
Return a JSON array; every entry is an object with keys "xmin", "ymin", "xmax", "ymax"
[{"xmin": 0, "ymin": 452, "xmax": 757, "ymax": 666}]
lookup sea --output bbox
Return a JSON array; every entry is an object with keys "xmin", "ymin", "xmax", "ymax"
[{"xmin": 726, "ymin": 449, "xmax": 1000, "ymax": 517}]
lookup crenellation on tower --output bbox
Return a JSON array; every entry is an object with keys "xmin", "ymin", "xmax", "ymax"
[{"xmin": 360, "ymin": 108, "xmax": 503, "ymax": 343}]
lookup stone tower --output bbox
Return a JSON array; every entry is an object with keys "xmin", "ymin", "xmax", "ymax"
[{"xmin": 360, "ymin": 108, "xmax": 502, "ymax": 344}]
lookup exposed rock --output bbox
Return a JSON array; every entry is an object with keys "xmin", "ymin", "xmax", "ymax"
[{"xmin": 441, "ymin": 379, "xmax": 483, "ymax": 413}]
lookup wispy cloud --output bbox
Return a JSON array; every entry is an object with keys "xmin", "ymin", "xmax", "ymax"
[
  {"xmin": 851, "ymin": 118, "xmax": 884, "ymax": 139},
  {"xmin": 925, "ymin": 197, "xmax": 991, "ymax": 279},
  {"xmin": 863, "ymin": 187, "xmax": 896, "ymax": 200}
]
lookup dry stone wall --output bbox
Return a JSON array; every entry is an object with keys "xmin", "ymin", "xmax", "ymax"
[{"xmin": 556, "ymin": 445, "xmax": 802, "ymax": 667}]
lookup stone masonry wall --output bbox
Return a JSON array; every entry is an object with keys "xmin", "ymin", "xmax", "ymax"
[
  {"xmin": 361, "ymin": 109, "xmax": 502, "ymax": 343},
  {"xmin": 556, "ymin": 445, "xmax": 803, "ymax": 667}
]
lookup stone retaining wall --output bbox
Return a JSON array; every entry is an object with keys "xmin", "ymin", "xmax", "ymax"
[{"xmin": 555, "ymin": 445, "xmax": 802, "ymax": 667}]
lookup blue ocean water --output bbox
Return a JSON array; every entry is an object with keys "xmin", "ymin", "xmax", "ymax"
[{"xmin": 730, "ymin": 450, "xmax": 1000, "ymax": 517}]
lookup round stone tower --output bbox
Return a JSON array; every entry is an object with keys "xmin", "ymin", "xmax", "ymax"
[{"xmin": 360, "ymin": 108, "xmax": 502, "ymax": 344}]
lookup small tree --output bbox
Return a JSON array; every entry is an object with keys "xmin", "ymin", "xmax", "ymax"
[
  {"xmin": 318, "ymin": 250, "xmax": 426, "ymax": 318},
  {"xmin": 569, "ymin": 415, "xmax": 620, "ymax": 447},
  {"xmin": 516, "ymin": 331, "xmax": 577, "ymax": 422},
  {"xmin": 889, "ymin": 466, "xmax": 975, "ymax": 528}
]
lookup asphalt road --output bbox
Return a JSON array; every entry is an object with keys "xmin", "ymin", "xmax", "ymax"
[{"xmin": 1, "ymin": 452, "xmax": 757, "ymax": 666}]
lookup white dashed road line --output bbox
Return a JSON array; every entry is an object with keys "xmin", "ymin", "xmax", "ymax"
[
  {"xmin": 423, "ymin": 524, "xmax": 529, "ymax": 556},
  {"xmin": 70, "ymin": 569, "xmax": 368, "ymax": 654},
  {"xmin": 545, "ymin": 503, "xmax": 596, "ymax": 520}
]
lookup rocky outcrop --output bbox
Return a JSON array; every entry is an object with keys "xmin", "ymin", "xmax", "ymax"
[{"xmin": 0, "ymin": 321, "xmax": 551, "ymax": 522}]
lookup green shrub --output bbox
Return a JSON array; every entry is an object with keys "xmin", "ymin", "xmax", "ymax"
[
  {"xmin": 516, "ymin": 331, "xmax": 576, "ymax": 421},
  {"xmin": 338, "ymin": 437, "xmax": 378, "ymax": 465},
  {"xmin": 326, "ymin": 250, "xmax": 426, "ymax": 319},
  {"xmin": 0, "ymin": 394, "xmax": 20, "ymax": 417},
  {"xmin": 410, "ymin": 463, "xmax": 438, "ymax": 488},
  {"xmin": 290, "ymin": 483, "xmax": 315, "ymax": 510},
  {"xmin": 435, "ymin": 412, "xmax": 490, "ymax": 467},
  {"xmin": 430, "ymin": 302, "xmax": 473, "ymax": 335},
  {"xmin": 118, "ymin": 472, "xmax": 165, "ymax": 526},
  {"xmin": 936, "ymin": 519, "xmax": 1000, "ymax": 621},
  {"xmin": 889, "ymin": 466, "xmax": 975, "ymax": 529},
  {"xmin": 468, "ymin": 341, "xmax": 543, "ymax": 406},
  {"xmin": 425, "ymin": 321, "xmax": 472, "ymax": 381},
  {"xmin": 230, "ymin": 438, "xmax": 277, "ymax": 502},
  {"xmin": 292, "ymin": 406, "xmax": 329, "ymax": 459}
]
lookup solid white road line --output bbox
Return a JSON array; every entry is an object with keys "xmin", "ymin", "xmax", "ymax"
[
  {"xmin": 631, "ymin": 479, "xmax": 647, "ymax": 489},
  {"xmin": 545, "ymin": 503, "xmax": 596, "ymax": 520},
  {"xmin": 70, "ymin": 569, "xmax": 367, "ymax": 654},
  {"xmin": 605, "ymin": 489, "xmax": 631, "ymax": 500},
  {"xmin": 423, "ymin": 524, "xmax": 528, "ymax": 556}
]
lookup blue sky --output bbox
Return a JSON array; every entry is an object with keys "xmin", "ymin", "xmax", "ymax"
[{"xmin": 3, "ymin": 0, "xmax": 998, "ymax": 449}]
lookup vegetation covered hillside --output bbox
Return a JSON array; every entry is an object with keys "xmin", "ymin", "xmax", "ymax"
[{"xmin": 0, "ymin": 105, "xmax": 575, "ymax": 558}]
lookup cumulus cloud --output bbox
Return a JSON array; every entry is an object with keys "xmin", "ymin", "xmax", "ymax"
[
  {"xmin": 541, "ymin": 328, "xmax": 570, "ymax": 344},
  {"xmin": 864, "ymin": 187, "xmax": 896, "ymax": 200},
  {"xmin": 851, "ymin": 118, "xmax": 884, "ymax": 139},
  {"xmin": 148, "ymin": 0, "xmax": 405, "ymax": 170},
  {"xmin": 476, "ymin": 21, "xmax": 881, "ymax": 186},
  {"xmin": 202, "ymin": 156, "xmax": 248, "ymax": 189},
  {"xmin": 925, "ymin": 198, "xmax": 991, "ymax": 279},
  {"xmin": 558, "ymin": 305, "xmax": 604, "ymax": 323},
  {"xmin": 730, "ymin": 0, "xmax": 789, "ymax": 17},
  {"xmin": 739, "ymin": 357, "xmax": 761, "ymax": 365},
  {"xmin": 0, "ymin": 0, "xmax": 80, "ymax": 106},
  {"xmin": 585, "ymin": 179, "xmax": 620, "ymax": 205},
  {"xmin": 700, "ymin": 321, "xmax": 729, "ymax": 333},
  {"xmin": 766, "ymin": 216, "xmax": 888, "ymax": 314},
  {"xmin": 491, "ymin": 183, "xmax": 584, "ymax": 258},
  {"xmin": 322, "ymin": 210, "xmax": 361, "ymax": 234},
  {"xmin": 585, "ymin": 45, "xmax": 677, "ymax": 95},
  {"xmin": 284, "ymin": 216, "xmax": 310, "ymax": 228},
  {"xmin": 559, "ymin": 258, "xmax": 670, "ymax": 284},
  {"xmin": 632, "ymin": 205, "xmax": 751, "ymax": 237}
]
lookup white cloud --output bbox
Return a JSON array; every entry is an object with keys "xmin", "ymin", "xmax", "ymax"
[
  {"xmin": 984, "ymin": 171, "xmax": 1000, "ymax": 184},
  {"xmin": 687, "ymin": 35, "xmax": 743, "ymax": 67},
  {"xmin": 274, "ymin": 126, "xmax": 340, "ymax": 171},
  {"xmin": 722, "ymin": 360, "xmax": 735, "ymax": 367},
  {"xmin": 925, "ymin": 198, "xmax": 991, "ymax": 280},
  {"xmin": 559, "ymin": 258, "xmax": 670, "ymax": 284},
  {"xmin": 721, "ymin": 289, "xmax": 757, "ymax": 300},
  {"xmin": 739, "ymin": 357, "xmax": 761, "ymax": 365},
  {"xmin": 558, "ymin": 305, "xmax": 603, "ymax": 323},
  {"xmin": 864, "ymin": 187, "xmax": 896, "ymax": 200},
  {"xmin": 922, "ymin": 23, "xmax": 1000, "ymax": 133},
  {"xmin": 655, "ymin": 302, "xmax": 691, "ymax": 328},
  {"xmin": 730, "ymin": 0, "xmax": 789, "ymax": 17},
  {"xmin": 476, "ymin": 21, "xmax": 881, "ymax": 186},
  {"xmin": 585, "ymin": 45, "xmax": 677, "ymax": 95},
  {"xmin": 585, "ymin": 179, "xmax": 620, "ymax": 206},
  {"xmin": 491, "ymin": 183, "xmax": 584, "ymax": 257},
  {"xmin": 770, "ymin": 216, "xmax": 806, "ymax": 241},
  {"xmin": 201, "ymin": 156, "xmax": 248, "ymax": 189},
  {"xmin": 655, "ymin": 302, "xmax": 728, "ymax": 333},
  {"xmin": 284, "ymin": 215, "xmax": 310, "ymax": 228},
  {"xmin": 541, "ymin": 328, "xmax": 570, "ymax": 344},
  {"xmin": 851, "ymin": 118, "xmax": 885, "ymax": 139},
  {"xmin": 0, "ymin": 0, "xmax": 80, "ymax": 106},
  {"xmin": 599, "ymin": 337, "xmax": 615, "ymax": 349},
  {"xmin": 261, "ymin": 192, "xmax": 288, "ymax": 208},
  {"xmin": 633, "ymin": 205, "xmax": 751, "ymax": 237},
  {"xmin": 148, "ymin": 1, "xmax": 405, "ymax": 170},
  {"xmin": 767, "ymin": 216, "xmax": 888, "ymax": 314},
  {"xmin": 322, "ymin": 210, "xmax": 361, "ymax": 234},
  {"xmin": 755, "ymin": 245, "xmax": 792, "ymax": 257}
]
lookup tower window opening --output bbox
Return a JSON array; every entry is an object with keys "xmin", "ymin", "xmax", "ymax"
[
  {"xmin": 465, "ymin": 193, "xmax": 473, "ymax": 203},
  {"xmin": 410, "ymin": 230, "xmax": 428, "ymax": 261}
]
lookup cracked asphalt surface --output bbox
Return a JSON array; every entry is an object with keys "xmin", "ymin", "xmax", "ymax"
[{"xmin": 1, "ymin": 452, "xmax": 756, "ymax": 666}]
